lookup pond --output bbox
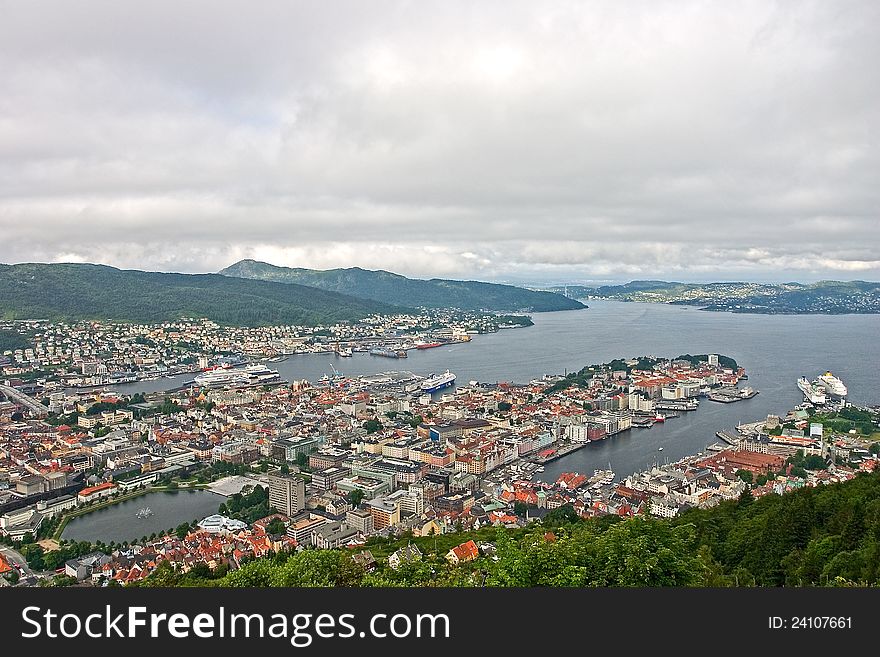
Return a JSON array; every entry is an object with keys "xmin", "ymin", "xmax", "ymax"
[{"xmin": 61, "ymin": 489, "xmax": 224, "ymax": 543}]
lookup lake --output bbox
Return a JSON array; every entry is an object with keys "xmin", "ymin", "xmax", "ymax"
[
  {"xmin": 61, "ymin": 490, "xmax": 224, "ymax": 543},
  {"xmin": 101, "ymin": 300, "xmax": 880, "ymax": 480}
]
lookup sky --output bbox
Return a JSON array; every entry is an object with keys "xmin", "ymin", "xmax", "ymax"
[{"xmin": 1, "ymin": 0, "xmax": 878, "ymax": 285}]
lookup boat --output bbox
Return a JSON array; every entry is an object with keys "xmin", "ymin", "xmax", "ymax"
[
  {"xmin": 415, "ymin": 341, "xmax": 444, "ymax": 350},
  {"xmin": 336, "ymin": 346, "xmax": 353, "ymax": 357},
  {"xmin": 194, "ymin": 364, "xmax": 281, "ymax": 388},
  {"xmin": 797, "ymin": 376, "xmax": 827, "ymax": 404},
  {"xmin": 421, "ymin": 370, "xmax": 456, "ymax": 393},
  {"xmin": 135, "ymin": 507, "xmax": 153, "ymax": 518},
  {"xmin": 654, "ymin": 413, "xmax": 666, "ymax": 422},
  {"xmin": 817, "ymin": 371, "xmax": 847, "ymax": 398},
  {"xmin": 658, "ymin": 447, "xmax": 664, "ymax": 451},
  {"xmin": 370, "ymin": 348, "xmax": 402, "ymax": 358}
]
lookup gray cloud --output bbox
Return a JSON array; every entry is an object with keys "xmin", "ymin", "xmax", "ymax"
[{"xmin": 1, "ymin": 0, "xmax": 878, "ymax": 283}]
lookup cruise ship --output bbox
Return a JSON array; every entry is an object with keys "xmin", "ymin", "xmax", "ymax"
[
  {"xmin": 797, "ymin": 376, "xmax": 827, "ymax": 405},
  {"xmin": 421, "ymin": 370, "xmax": 456, "ymax": 393},
  {"xmin": 194, "ymin": 364, "xmax": 281, "ymax": 388},
  {"xmin": 817, "ymin": 371, "xmax": 847, "ymax": 398}
]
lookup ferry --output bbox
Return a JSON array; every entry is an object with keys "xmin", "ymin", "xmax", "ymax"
[
  {"xmin": 797, "ymin": 376, "xmax": 827, "ymax": 405},
  {"xmin": 421, "ymin": 370, "xmax": 456, "ymax": 393}
]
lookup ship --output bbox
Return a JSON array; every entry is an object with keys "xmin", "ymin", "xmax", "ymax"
[
  {"xmin": 653, "ymin": 413, "xmax": 666, "ymax": 423},
  {"xmin": 194, "ymin": 364, "xmax": 281, "ymax": 388},
  {"xmin": 421, "ymin": 370, "xmax": 456, "ymax": 393},
  {"xmin": 335, "ymin": 346, "xmax": 353, "ymax": 357},
  {"xmin": 797, "ymin": 376, "xmax": 827, "ymax": 405},
  {"xmin": 415, "ymin": 341, "xmax": 444, "ymax": 350},
  {"xmin": 817, "ymin": 371, "xmax": 847, "ymax": 398},
  {"xmin": 370, "ymin": 348, "xmax": 402, "ymax": 358}
]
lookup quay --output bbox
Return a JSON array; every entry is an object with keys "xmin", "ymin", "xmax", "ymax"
[
  {"xmin": 531, "ymin": 442, "xmax": 588, "ymax": 464},
  {"xmin": 715, "ymin": 430, "xmax": 742, "ymax": 445}
]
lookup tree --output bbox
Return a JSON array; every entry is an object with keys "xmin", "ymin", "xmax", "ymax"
[
  {"xmin": 498, "ymin": 401, "xmax": 512, "ymax": 412},
  {"xmin": 175, "ymin": 522, "xmax": 191, "ymax": 540},
  {"xmin": 348, "ymin": 489, "xmax": 365, "ymax": 507},
  {"xmin": 295, "ymin": 452, "xmax": 309, "ymax": 469},
  {"xmin": 513, "ymin": 501, "xmax": 529, "ymax": 517},
  {"xmin": 363, "ymin": 418, "xmax": 382, "ymax": 434},
  {"xmin": 736, "ymin": 469, "xmax": 753, "ymax": 484},
  {"xmin": 265, "ymin": 518, "xmax": 286, "ymax": 535}
]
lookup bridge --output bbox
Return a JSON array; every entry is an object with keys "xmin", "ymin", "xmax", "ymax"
[{"xmin": 0, "ymin": 384, "xmax": 50, "ymax": 418}]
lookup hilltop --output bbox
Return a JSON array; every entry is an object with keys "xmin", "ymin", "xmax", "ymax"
[
  {"xmin": 0, "ymin": 263, "xmax": 403, "ymax": 326},
  {"xmin": 220, "ymin": 259, "xmax": 586, "ymax": 313}
]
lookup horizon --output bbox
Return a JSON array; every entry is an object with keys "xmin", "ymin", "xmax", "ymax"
[{"xmin": 2, "ymin": 258, "xmax": 878, "ymax": 289}]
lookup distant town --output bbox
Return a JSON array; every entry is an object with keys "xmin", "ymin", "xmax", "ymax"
[
  {"xmin": 3, "ymin": 334, "xmax": 878, "ymax": 586},
  {"xmin": 549, "ymin": 280, "xmax": 880, "ymax": 314}
]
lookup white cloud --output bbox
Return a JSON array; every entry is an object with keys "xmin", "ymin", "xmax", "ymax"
[{"xmin": 0, "ymin": 0, "xmax": 878, "ymax": 282}]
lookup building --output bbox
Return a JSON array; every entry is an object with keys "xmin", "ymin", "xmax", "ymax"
[
  {"xmin": 268, "ymin": 473, "xmax": 306, "ymax": 516},
  {"xmin": 446, "ymin": 539, "xmax": 480, "ymax": 565},
  {"xmin": 77, "ymin": 482, "xmax": 118, "ymax": 504},
  {"xmin": 388, "ymin": 544, "xmax": 422, "ymax": 570},
  {"xmin": 367, "ymin": 497, "xmax": 400, "ymax": 531},
  {"xmin": 345, "ymin": 509, "xmax": 374, "ymax": 534}
]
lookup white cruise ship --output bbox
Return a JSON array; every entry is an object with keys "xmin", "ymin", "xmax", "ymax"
[
  {"xmin": 817, "ymin": 371, "xmax": 847, "ymax": 398},
  {"xmin": 797, "ymin": 377, "xmax": 827, "ymax": 405},
  {"xmin": 194, "ymin": 364, "xmax": 280, "ymax": 388}
]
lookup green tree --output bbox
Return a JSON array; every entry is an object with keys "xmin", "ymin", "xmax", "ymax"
[
  {"xmin": 363, "ymin": 418, "xmax": 383, "ymax": 434},
  {"xmin": 348, "ymin": 489, "xmax": 365, "ymax": 507},
  {"xmin": 736, "ymin": 469, "xmax": 753, "ymax": 484},
  {"xmin": 265, "ymin": 518, "xmax": 286, "ymax": 535}
]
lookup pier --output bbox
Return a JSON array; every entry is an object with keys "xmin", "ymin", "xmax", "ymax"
[
  {"xmin": 531, "ymin": 442, "xmax": 588, "ymax": 464},
  {"xmin": 715, "ymin": 430, "xmax": 742, "ymax": 446}
]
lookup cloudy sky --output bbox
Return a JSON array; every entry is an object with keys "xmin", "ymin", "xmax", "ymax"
[{"xmin": 1, "ymin": 0, "xmax": 878, "ymax": 284}]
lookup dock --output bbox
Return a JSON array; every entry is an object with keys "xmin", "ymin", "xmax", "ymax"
[
  {"xmin": 715, "ymin": 430, "xmax": 742, "ymax": 446},
  {"xmin": 531, "ymin": 442, "xmax": 587, "ymax": 464}
]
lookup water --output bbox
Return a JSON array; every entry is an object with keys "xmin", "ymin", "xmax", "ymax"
[
  {"xmin": 61, "ymin": 490, "xmax": 223, "ymax": 543},
  {"xmin": 101, "ymin": 301, "xmax": 880, "ymax": 480}
]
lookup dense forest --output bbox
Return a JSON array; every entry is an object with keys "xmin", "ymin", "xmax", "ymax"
[
  {"xmin": 0, "ymin": 263, "xmax": 402, "ymax": 326},
  {"xmin": 139, "ymin": 469, "xmax": 880, "ymax": 588},
  {"xmin": 220, "ymin": 259, "xmax": 586, "ymax": 312}
]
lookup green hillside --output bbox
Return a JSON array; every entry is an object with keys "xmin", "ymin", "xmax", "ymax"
[
  {"xmin": 220, "ymin": 259, "xmax": 586, "ymax": 312},
  {"xmin": 0, "ymin": 263, "xmax": 403, "ymax": 326},
  {"xmin": 138, "ymin": 469, "xmax": 880, "ymax": 588}
]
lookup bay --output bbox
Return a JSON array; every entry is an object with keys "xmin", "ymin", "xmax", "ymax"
[{"xmin": 102, "ymin": 300, "xmax": 880, "ymax": 481}]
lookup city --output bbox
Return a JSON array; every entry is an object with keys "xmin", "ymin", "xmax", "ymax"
[{"xmin": 3, "ymin": 336, "xmax": 878, "ymax": 586}]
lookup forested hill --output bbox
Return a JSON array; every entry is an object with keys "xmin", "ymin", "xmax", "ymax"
[
  {"xmin": 0, "ymin": 263, "xmax": 403, "ymax": 326},
  {"xmin": 141, "ymin": 469, "xmax": 880, "ymax": 588},
  {"xmin": 220, "ymin": 259, "xmax": 586, "ymax": 312}
]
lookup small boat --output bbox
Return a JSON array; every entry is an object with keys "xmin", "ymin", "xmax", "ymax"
[{"xmin": 658, "ymin": 447, "xmax": 664, "ymax": 451}]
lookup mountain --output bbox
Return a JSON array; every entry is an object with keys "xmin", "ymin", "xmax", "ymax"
[
  {"xmin": 220, "ymin": 259, "xmax": 586, "ymax": 312},
  {"xmin": 548, "ymin": 280, "xmax": 880, "ymax": 314},
  {"xmin": 0, "ymin": 263, "xmax": 403, "ymax": 326}
]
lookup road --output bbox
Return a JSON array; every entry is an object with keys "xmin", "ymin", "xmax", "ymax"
[{"xmin": 1, "ymin": 545, "xmax": 37, "ymax": 584}]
